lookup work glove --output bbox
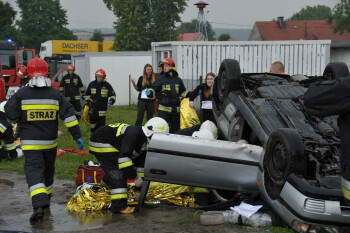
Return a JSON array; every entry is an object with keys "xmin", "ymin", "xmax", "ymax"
[
  {"xmin": 76, "ymin": 138, "xmax": 84, "ymax": 150},
  {"xmin": 134, "ymin": 176, "xmax": 143, "ymax": 188},
  {"xmin": 108, "ymin": 100, "xmax": 113, "ymax": 105},
  {"xmin": 145, "ymin": 88, "xmax": 151, "ymax": 97}
]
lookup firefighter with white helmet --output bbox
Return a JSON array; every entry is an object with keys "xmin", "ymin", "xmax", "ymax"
[
  {"xmin": 5, "ymin": 57, "xmax": 83, "ymax": 224},
  {"xmin": 145, "ymin": 58, "xmax": 189, "ymax": 133},
  {"xmin": 84, "ymin": 69, "xmax": 116, "ymax": 132},
  {"xmin": 200, "ymin": 120, "xmax": 218, "ymax": 139},
  {"xmin": 89, "ymin": 117, "xmax": 169, "ymax": 214},
  {"xmin": 59, "ymin": 64, "xmax": 85, "ymax": 119}
]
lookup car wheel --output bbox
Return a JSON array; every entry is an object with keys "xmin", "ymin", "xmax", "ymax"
[
  {"xmin": 323, "ymin": 62, "xmax": 349, "ymax": 80},
  {"xmin": 265, "ymin": 128, "xmax": 306, "ymax": 186},
  {"xmin": 211, "ymin": 77, "xmax": 222, "ymax": 118},
  {"xmin": 217, "ymin": 59, "xmax": 241, "ymax": 102}
]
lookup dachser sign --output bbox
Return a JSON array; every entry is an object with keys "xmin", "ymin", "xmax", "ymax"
[{"xmin": 62, "ymin": 43, "xmax": 89, "ymax": 49}]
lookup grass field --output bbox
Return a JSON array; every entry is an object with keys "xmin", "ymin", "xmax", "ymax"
[{"xmin": 0, "ymin": 105, "xmax": 141, "ymax": 180}]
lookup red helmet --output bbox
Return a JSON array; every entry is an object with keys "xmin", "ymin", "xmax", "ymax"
[
  {"xmin": 161, "ymin": 58, "xmax": 176, "ymax": 71},
  {"xmin": 95, "ymin": 69, "xmax": 106, "ymax": 79},
  {"xmin": 18, "ymin": 66, "xmax": 28, "ymax": 76},
  {"xmin": 27, "ymin": 58, "xmax": 49, "ymax": 78},
  {"xmin": 67, "ymin": 64, "xmax": 75, "ymax": 71}
]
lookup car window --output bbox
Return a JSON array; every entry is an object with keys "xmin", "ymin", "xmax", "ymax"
[{"xmin": 56, "ymin": 70, "xmax": 68, "ymax": 82}]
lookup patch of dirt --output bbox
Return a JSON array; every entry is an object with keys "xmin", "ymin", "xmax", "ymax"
[{"xmin": 0, "ymin": 170, "xmax": 265, "ymax": 233}]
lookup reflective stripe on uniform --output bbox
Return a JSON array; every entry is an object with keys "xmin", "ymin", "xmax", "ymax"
[
  {"xmin": 175, "ymin": 84, "xmax": 179, "ymax": 93},
  {"xmin": 98, "ymin": 111, "xmax": 106, "ymax": 116},
  {"xmin": 75, "ymin": 110, "xmax": 81, "ymax": 116},
  {"xmin": 342, "ymin": 177, "xmax": 350, "ymax": 201},
  {"xmin": 194, "ymin": 187, "xmax": 210, "ymax": 193},
  {"xmin": 59, "ymin": 87, "xmax": 64, "ymax": 91},
  {"xmin": 0, "ymin": 123, "xmax": 7, "ymax": 133},
  {"xmin": 91, "ymin": 88, "xmax": 96, "ymax": 94},
  {"xmin": 80, "ymin": 87, "xmax": 85, "ymax": 92},
  {"xmin": 136, "ymin": 167, "xmax": 144, "ymax": 178},
  {"xmin": 63, "ymin": 115, "xmax": 79, "ymax": 128},
  {"xmin": 6, "ymin": 143, "xmax": 16, "ymax": 150},
  {"xmin": 180, "ymin": 90, "xmax": 189, "ymax": 98},
  {"xmin": 84, "ymin": 95, "xmax": 91, "ymax": 100},
  {"xmin": 46, "ymin": 184, "xmax": 53, "ymax": 195},
  {"xmin": 89, "ymin": 141, "xmax": 118, "ymax": 153},
  {"xmin": 116, "ymin": 123, "xmax": 127, "ymax": 136},
  {"xmin": 30, "ymin": 183, "xmax": 47, "ymax": 198},
  {"xmin": 118, "ymin": 157, "xmax": 133, "ymax": 169},
  {"xmin": 110, "ymin": 188, "xmax": 128, "ymax": 200},
  {"xmin": 110, "ymin": 96, "xmax": 116, "ymax": 100},
  {"xmin": 74, "ymin": 96, "xmax": 81, "ymax": 100},
  {"xmin": 158, "ymin": 105, "xmax": 180, "ymax": 113},
  {"xmin": 21, "ymin": 99, "xmax": 59, "ymax": 110},
  {"xmin": 21, "ymin": 139, "xmax": 58, "ymax": 150}
]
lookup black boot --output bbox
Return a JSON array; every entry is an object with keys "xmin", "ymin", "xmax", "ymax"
[{"xmin": 29, "ymin": 207, "xmax": 44, "ymax": 224}]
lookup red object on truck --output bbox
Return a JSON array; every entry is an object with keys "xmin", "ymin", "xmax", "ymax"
[{"xmin": 0, "ymin": 59, "xmax": 5, "ymax": 102}]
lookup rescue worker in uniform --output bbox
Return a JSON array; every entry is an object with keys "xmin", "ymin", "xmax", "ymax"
[
  {"xmin": 84, "ymin": 69, "xmax": 116, "ymax": 132},
  {"xmin": 0, "ymin": 101, "xmax": 17, "ymax": 162},
  {"xmin": 304, "ymin": 76, "xmax": 350, "ymax": 207},
  {"xmin": 146, "ymin": 58, "xmax": 188, "ymax": 133},
  {"xmin": 89, "ymin": 117, "xmax": 169, "ymax": 214},
  {"xmin": 18, "ymin": 66, "xmax": 29, "ymax": 87},
  {"xmin": 59, "ymin": 65, "xmax": 85, "ymax": 119},
  {"xmin": 5, "ymin": 58, "xmax": 84, "ymax": 224}
]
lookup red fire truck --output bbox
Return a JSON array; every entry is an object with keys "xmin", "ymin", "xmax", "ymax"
[{"xmin": 0, "ymin": 39, "xmax": 35, "ymax": 100}]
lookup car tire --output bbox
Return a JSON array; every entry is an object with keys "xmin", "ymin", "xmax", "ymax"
[
  {"xmin": 217, "ymin": 59, "xmax": 241, "ymax": 102},
  {"xmin": 323, "ymin": 62, "xmax": 350, "ymax": 80},
  {"xmin": 265, "ymin": 128, "xmax": 306, "ymax": 186},
  {"xmin": 211, "ymin": 77, "xmax": 221, "ymax": 117}
]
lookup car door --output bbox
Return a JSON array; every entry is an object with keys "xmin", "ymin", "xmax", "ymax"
[
  {"xmin": 51, "ymin": 68, "xmax": 67, "ymax": 90},
  {"xmin": 144, "ymin": 133, "xmax": 262, "ymax": 193}
]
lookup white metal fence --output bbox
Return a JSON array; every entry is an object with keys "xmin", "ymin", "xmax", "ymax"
[{"xmin": 152, "ymin": 40, "xmax": 331, "ymax": 90}]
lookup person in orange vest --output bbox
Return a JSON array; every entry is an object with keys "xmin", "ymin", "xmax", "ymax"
[{"xmin": 269, "ymin": 61, "xmax": 286, "ymax": 74}]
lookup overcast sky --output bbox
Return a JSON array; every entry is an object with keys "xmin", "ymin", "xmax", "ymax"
[{"xmin": 5, "ymin": 0, "xmax": 341, "ymax": 29}]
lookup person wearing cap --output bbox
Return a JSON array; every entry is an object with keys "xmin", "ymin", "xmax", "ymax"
[
  {"xmin": 5, "ymin": 58, "xmax": 84, "ymax": 225},
  {"xmin": 146, "ymin": 58, "xmax": 189, "ymax": 133},
  {"xmin": 84, "ymin": 69, "xmax": 116, "ymax": 132},
  {"xmin": 89, "ymin": 117, "xmax": 169, "ymax": 214},
  {"xmin": 18, "ymin": 66, "xmax": 29, "ymax": 87},
  {"xmin": 59, "ymin": 65, "xmax": 85, "ymax": 120}
]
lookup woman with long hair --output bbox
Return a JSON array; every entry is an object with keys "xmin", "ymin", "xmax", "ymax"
[
  {"xmin": 189, "ymin": 72, "xmax": 216, "ymax": 124},
  {"xmin": 131, "ymin": 64, "xmax": 156, "ymax": 126}
]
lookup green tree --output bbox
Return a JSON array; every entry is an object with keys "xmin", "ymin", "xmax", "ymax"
[
  {"xmin": 16, "ymin": 0, "xmax": 76, "ymax": 51},
  {"xmin": 90, "ymin": 29, "xmax": 104, "ymax": 42},
  {"xmin": 333, "ymin": 0, "xmax": 350, "ymax": 34},
  {"xmin": 0, "ymin": 2, "xmax": 24, "ymax": 45},
  {"xmin": 288, "ymin": 5, "xmax": 332, "ymax": 20},
  {"xmin": 104, "ymin": 0, "xmax": 187, "ymax": 51},
  {"xmin": 218, "ymin": 33, "xmax": 230, "ymax": 41},
  {"xmin": 175, "ymin": 19, "xmax": 215, "ymax": 41}
]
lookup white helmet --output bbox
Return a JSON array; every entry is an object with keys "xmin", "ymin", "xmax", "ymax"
[
  {"xmin": 142, "ymin": 117, "xmax": 169, "ymax": 137},
  {"xmin": 192, "ymin": 129, "xmax": 214, "ymax": 139},
  {"xmin": 0, "ymin": 101, "xmax": 7, "ymax": 113},
  {"xmin": 200, "ymin": 120, "xmax": 218, "ymax": 139}
]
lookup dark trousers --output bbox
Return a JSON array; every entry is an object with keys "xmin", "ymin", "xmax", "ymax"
[
  {"xmin": 202, "ymin": 109, "xmax": 216, "ymax": 125},
  {"xmin": 94, "ymin": 153, "xmax": 127, "ymax": 212},
  {"xmin": 91, "ymin": 116, "xmax": 106, "ymax": 133},
  {"xmin": 135, "ymin": 100, "xmax": 155, "ymax": 126},
  {"xmin": 24, "ymin": 148, "xmax": 56, "ymax": 208},
  {"xmin": 158, "ymin": 110, "xmax": 180, "ymax": 133},
  {"xmin": 69, "ymin": 100, "xmax": 82, "ymax": 120}
]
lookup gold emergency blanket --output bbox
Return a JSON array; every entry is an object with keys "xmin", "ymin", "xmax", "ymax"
[
  {"xmin": 66, "ymin": 182, "xmax": 196, "ymax": 212},
  {"xmin": 82, "ymin": 105, "xmax": 90, "ymax": 126},
  {"xmin": 180, "ymin": 98, "xmax": 200, "ymax": 129},
  {"xmin": 66, "ymin": 184, "xmax": 111, "ymax": 212},
  {"xmin": 146, "ymin": 182, "xmax": 196, "ymax": 207}
]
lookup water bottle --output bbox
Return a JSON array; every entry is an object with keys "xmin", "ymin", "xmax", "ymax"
[
  {"xmin": 242, "ymin": 212, "xmax": 272, "ymax": 227},
  {"xmin": 223, "ymin": 210, "xmax": 240, "ymax": 224}
]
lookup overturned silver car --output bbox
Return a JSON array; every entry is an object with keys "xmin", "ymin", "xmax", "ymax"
[{"xmin": 211, "ymin": 59, "xmax": 350, "ymax": 232}]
